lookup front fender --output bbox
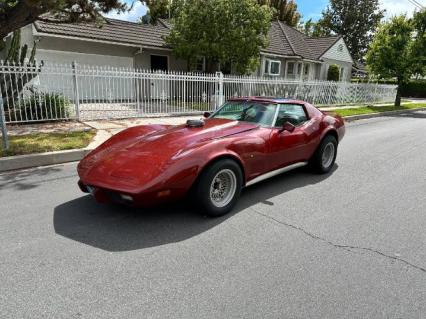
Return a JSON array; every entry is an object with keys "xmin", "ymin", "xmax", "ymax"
[{"xmin": 83, "ymin": 124, "xmax": 172, "ymax": 160}]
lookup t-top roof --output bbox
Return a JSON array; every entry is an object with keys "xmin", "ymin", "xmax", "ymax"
[{"xmin": 228, "ymin": 96, "xmax": 305, "ymax": 104}]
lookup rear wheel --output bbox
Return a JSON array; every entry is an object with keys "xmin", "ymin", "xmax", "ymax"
[
  {"xmin": 309, "ymin": 135, "xmax": 338, "ymax": 174},
  {"xmin": 195, "ymin": 159, "xmax": 243, "ymax": 217}
]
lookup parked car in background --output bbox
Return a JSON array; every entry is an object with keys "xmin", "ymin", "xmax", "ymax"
[{"xmin": 77, "ymin": 97, "xmax": 345, "ymax": 216}]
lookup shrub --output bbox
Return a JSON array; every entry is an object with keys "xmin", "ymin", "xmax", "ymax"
[
  {"xmin": 327, "ymin": 65, "xmax": 340, "ymax": 81},
  {"xmin": 400, "ymin": 80, "xmax": 426, "ymax": 98},
  {"xmin": 7, "ymin": 93, "xmax": 72, "ymax": 122},
  {"xmin": 350, "ymin": 79, "xmax": 426, "ymax": 98}
]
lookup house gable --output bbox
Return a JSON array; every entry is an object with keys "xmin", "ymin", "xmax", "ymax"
[{"xmin": 320, "ymin": 38, "xmax": 353, "ymax": 64}]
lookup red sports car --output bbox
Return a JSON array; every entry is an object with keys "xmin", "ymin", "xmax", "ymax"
[{"xmin": 78, "ymin": 97, "xmax": 345, "ymax": 216}]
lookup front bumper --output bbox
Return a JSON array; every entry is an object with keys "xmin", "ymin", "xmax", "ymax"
[
  {"xmin": 78, "ymin": 180, "xmax": 182, "ymax": 207},
  {"xmin": 78, "ymin": 180, "xmax": 135, "ymax": 205}
]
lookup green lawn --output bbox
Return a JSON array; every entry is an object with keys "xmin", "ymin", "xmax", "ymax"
[
  {"xmin": 333, "ymin": 103, "xmax": 426, "ymax": 117},
  {"xmin": 0, "ymin": 130, "xmax": 96, "ymax": 157}
]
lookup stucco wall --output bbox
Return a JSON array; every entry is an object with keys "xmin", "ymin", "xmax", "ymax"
[
  {"xmin": 34, "ymin": 37, "xmax": 135, "ymax": 67},
  {"xmin": 35, "ymin": 49, "xmax": 134, "ymax": 67}
]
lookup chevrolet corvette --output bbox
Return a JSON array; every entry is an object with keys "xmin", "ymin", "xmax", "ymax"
[{"xmin": 78, "ymin": 97, "xmax": 345, "ymax": 216}]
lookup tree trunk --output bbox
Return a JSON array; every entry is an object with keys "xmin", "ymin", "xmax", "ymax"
[{"xmin": 395, "ymin": 78, "xmax": 402, "ymax": 107}]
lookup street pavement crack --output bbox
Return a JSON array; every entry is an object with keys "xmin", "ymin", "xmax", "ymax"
[{"xmin": 250, "ymin": 207, "xmax": 426, "ymax": 274}]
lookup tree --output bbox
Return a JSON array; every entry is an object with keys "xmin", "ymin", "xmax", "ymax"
[
  {"xmin": 141, "ymin": 0, "xmax": 176, "ymax": 24},
  {"xmin": 0, "ymin": 0, "xmax": 127, "ymax": 41},
  {"xmin": 257, "ymin": 0, "xmax": 300, "ymax": 27},
  {"xmin": 1, "ymin": 30, "xmax": 39, "ymax": 121},
  {"xmin": 327, "ymin": 65, "xmax": 340, "ymax": 81},
  {"xmin": 165, "ymin": 0, "xmax": 272, "ymax": 74},
  {"xmin": 411, "ymin": 10, "xmax": 426, "ymax": 77},
  {"xmin": 301, "ymin": 18, "xmax": 332, "ymax": 37},
  {"xmin": 366, "ymin": 16, "xmax": 415, "ymax": 106},
  {"xmin": 316, "ymin": 0, "xmax": 384, "ymax": 62}
]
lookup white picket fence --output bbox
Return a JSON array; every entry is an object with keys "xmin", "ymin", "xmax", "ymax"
[{"xmin": 0, "ymin": 62, "xmax": 397, "ymax": 123}]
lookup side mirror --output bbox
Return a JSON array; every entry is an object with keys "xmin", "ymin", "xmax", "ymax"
[
  {"xmin": 203, "ymin": 111, "xmax": 211, "ymax": 118},
  {"xmin": 281, "ymin": 121, "xmax": 296, "ymax": 133}
]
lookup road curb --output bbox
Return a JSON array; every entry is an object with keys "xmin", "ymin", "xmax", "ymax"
[
  {"xmin": 0, "ymin": 148, "xmax": 92, "ymax": 172},
  {"xmin": 342, "ymin": 107, "xmax": 426, "ymax": 121}
]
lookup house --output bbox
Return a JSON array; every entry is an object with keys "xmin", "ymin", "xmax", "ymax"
[
  {"xmin": 260, "ymin": 21, "xmax": 353, "ymax": 81},
  {"xmin": 7, "ymin": 18, "xmax": 353, "ymax": 81}
]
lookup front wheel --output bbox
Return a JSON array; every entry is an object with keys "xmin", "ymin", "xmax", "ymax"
[
  {"xmin": 309, "ymin": 135, "xmax": 338, "ymax": 174},
  {"xmin": 195, "ymin": 159, "xmax": 243, "ymax": 217}
]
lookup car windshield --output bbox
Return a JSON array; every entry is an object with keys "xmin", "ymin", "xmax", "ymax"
[{"xmin": 211, "ymin": 101, "xmax": 277, "ymax": 126}]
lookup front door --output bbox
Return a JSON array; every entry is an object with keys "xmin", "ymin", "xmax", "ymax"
[
  {"xmin": 150, "ymin": 55, "xmax": 169, "ymax": 100},
  {"xmin": 150, "ymin": 55, "xmax": 168, "ymax": 71}
]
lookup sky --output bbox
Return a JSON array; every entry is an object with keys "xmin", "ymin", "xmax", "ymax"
[{"xmin": 106, "ymin": 0, "xmax": 424, "ymax": 23}]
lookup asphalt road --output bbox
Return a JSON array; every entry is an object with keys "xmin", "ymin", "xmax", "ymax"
[{"xmin": 1, "ymin": 111, "xmax": 426, "ymax": 319}]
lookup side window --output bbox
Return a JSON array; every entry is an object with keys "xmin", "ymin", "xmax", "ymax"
[{"xmin": 275, "ymin": 104, "xmax": 308, "ymax": 127}]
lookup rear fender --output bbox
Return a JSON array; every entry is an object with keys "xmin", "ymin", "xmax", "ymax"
[{"xmin": 320, "ymin": 126, "xmax": 339, "ymax": 143}]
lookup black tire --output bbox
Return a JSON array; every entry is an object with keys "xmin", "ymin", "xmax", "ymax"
[
  {"xmin": 309, "ymin": 135, "xmax": 338, "ymax": 174},
  {"xmin": 194, "ymin": 159, "xmax": 243, "ymax": 217}
]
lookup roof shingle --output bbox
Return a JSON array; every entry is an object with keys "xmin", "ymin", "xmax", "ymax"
[
  {"xmin": 34, "ymin": 18, "xmax": 345, "ymax": 61},
  {"xmin": 305, "ymin": 36, "xmax": 341, "ymax": 59},
  {"xmin": 264, "ymin": 21, "xmax": 341, "ymax": 60},
  {"xmin": 34, "ymin": 18, "xmax": 171, "ymax": 48}
]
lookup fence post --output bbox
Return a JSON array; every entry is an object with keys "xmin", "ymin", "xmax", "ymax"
[
  {"xmin": 216, "ymin": 71, "xmax": 224, "ymax": 109},
  {"xmin": 183, "ymin": 73, "xmax": 186, "ymax": 110},
  {"xmin": 72, "ymin": 61, "xmax": 80, "ymax": 120},
  {"xmin": 136, "ymin": 70, "xmax": 141, "ymax": 114},
  {"xmin": 0, "ymin": 97, "xmax": 9, "ymax": 150}
]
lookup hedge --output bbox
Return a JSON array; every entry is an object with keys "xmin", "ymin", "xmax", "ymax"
[
  {"xmin": 400, "ymin": 81, "xmax": 426, "ymax": 98},
  {"xmin": 351, "ymin": 79, "xmax": 426, "ymax": 98}
]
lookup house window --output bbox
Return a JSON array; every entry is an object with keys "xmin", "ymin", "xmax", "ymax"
[
  {"xmin": 192, "ymin": 57, "xmax": 206, "ymax": 72},
  {"xmin": 304, "ymin": 64, "xmax": 310, "ymax": 76},
  {"xmin": 264, "ymin": 59, "xmax": 270, "ymax": 74},
  {"xmin": 297, "ymin": 63, "xmax": 302, "ymax": 75},
  {"xmin": 287, "ymin": 62, "xmax": 295, "ymax": 75},
  {"xmin": 264, "ymin": 59, "xmax": 281, "ymax": 76}
]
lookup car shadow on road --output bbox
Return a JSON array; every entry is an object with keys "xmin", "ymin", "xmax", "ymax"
[{"xmin": 53, "ymin": 165, "xmax": 338, "ymax": 252}]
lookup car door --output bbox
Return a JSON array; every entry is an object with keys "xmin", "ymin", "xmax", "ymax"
[{"xmin": 267, "ymin": 103, "xmax": 316, "ymax": 170}]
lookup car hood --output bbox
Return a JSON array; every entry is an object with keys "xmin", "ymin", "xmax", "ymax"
[
  {"xmin": 79, "ymin": 119, "xmax": 258, "ymax": 191},
  {"xmin": 123, "ymin": 118, "xmax": 257, "ymax": 153}
]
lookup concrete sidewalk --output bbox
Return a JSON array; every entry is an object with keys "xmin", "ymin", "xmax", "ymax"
[{"xmin": 83, "ymin": 116, "xmax": 201, "ymax": 149}]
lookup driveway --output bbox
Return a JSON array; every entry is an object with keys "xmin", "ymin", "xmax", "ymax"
[{"xmin": 1, "ymin": 111, "xmax": 425, "ymax": 318}]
